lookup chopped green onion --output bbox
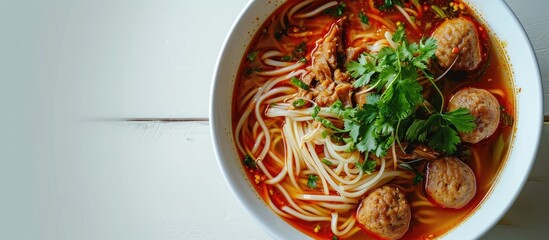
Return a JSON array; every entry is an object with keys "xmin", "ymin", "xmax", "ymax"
[
  {"xmin": 280, "ymin": 55, "xmax": 292, "ymax": 61},
  {"xmin": 290, "ymin": 76, "xmax": 310, "ymax": 90},
  {"xmin": 292, "ymin": 99, "xmax": 306, "ymax": 108},
  {"xmin": 321, "ymin": 130, "xmax": 329, "ymax": 139},
  {"xmin": 431, "ymin": 5, "xmax": 447, "ymax": 18},
  {"xmin": 322, "ymin": 158, "xmax": 333, "ymax": 166}
]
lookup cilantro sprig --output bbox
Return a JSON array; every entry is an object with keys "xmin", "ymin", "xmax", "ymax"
[
  {"xmin": 406, "ymin": 108, "xmax": 475, "ymax": 154},
  {"xmin": 330, "ymin": 98, "xmax": 395, "ymax": 156},
  {"xmin": 326, "ymin": 26, "xmax": 475, "ymax": 157},
  {"xmin": 347, "ymin": 26, "xmax": 436, "ymax": 121}
]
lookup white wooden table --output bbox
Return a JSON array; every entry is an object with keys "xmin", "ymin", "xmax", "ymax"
[{"xmin": 0, "ymin": 0, "xmax": 547, "ymax": 239}]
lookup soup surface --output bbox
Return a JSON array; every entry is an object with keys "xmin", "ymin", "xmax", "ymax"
[{"xmin": 232, "ymin": 0, "xmax": 515, "ymax": 239}]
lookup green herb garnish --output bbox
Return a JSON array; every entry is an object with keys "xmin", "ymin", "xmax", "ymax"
[
  {"xmin": 307, "ymin": 174, "xmax": 319, "ymax": 189},
  {"xmin": 246, "ymin": 51, "xmax": 258, "ymax": 62},
  {"xmin": 280, "ymin": 55, "xmax": 293, "ymax": 61},
  {"xmin": 331, "ymin": 26, "xmax": 474, "ymax": 156},
  {"xmin": 243, "ymin": 154, "xmax": 256, "ymax": 168},
  {"xmin": 322, "ymin": 158, "xmax": 333, "ymax": 166},
  {"xmin": 312, "ymin": 106, "xmax": 346, "ymax": 132},
  {"xmin": 347, "ymin": 26, "xmax": 436, "ymax": 121},
  {"xmin": 359, "ymin": 12, "xmax": 369, "ymax": 24},
  {"xmin": 399, "ymin": 162, "xmax": 424, "ymax": 185},
  {"xmin": 324, "ymin": 2, "xmax": 346, "ymax": 17},
  {"xmin": 356, "ymin": 159, "xmax": 377, "ymax": 174},
  {"xmin": 290, "ymin": 76, "xmax": 310, "ymax": 90},
  {"xmin": 406, "ymin": 108, "xmax": 475, "ymax": 154},
  {"xmin": 431, "ymin": 5, "xmax": 447, "ymax": 18},
  {"xmin": 321, "ymin": 130, "xmax": 329, "ymax": 139},
  {"xmin": 292, "ymin": 99, "xmax": 306, "ymax": 108},
  {"xmin": 378, "ymin": 0, "xmax": 403, "ymax": 10}
]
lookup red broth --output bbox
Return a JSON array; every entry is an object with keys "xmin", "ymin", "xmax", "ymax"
[{"xmin": 232, "ymin": 1, "xmax": 515, "ymax": 239}]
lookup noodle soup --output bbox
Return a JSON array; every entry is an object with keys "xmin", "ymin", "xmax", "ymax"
[{"xmin": 231, "ymin": 0, "xmax": 514, "ymax": 239}]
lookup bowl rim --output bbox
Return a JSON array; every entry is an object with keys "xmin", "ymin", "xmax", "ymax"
[{"xmin": 210, "ymin": 0, "xmax": 544, "ymax": 239}]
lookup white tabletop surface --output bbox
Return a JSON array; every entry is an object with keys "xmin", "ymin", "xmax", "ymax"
[{"xmin": 0, "ymin": 0, "xmax": 547, "ymax": 239}]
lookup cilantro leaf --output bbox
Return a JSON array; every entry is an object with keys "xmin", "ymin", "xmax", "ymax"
[
  {"xmin": 345, "ymin": 119, "xmax": 361, "ymax": 142},
  {"xmin": 392, "ymin": 26, "xmax": 406, "ymax": 43},
  {"xmin": 420, "ymin": 38, "xmax": 437, "ymax": 59},
  {"xmin": 366, "ymin": 93, "xmax": 380, "ymax": 105},
  {"xmin": 413, "ymin": 38, "xmax": 437, "ymax": 70},
  {"xmin": 337, "ymin": 27, "xmax": 448, "ymax": 158},
  {"xmin": 376, "ymin": 65, "xmax": 397, "ymax": 91},
  {"xmin": 441, "ymin": 108, "xmax": 476, "ymax": 133},
  {"xmin": 356, "ymin": 125, "xmax": 377, "ymax": 152},
  {"xmin": 307, "ymin": 174, "xmax": 319, "ymax": 189},
  {"xmin": 330, "ymin": 100, "xmax": 355, "ymax": 118},
  {"xmin": 356, "ymin": 159, "xmax": 377, "ymax": 174},
  {"xmin": 405, "ymin": 109, "xmax": 475, "ymax": 154},
  {"xmin": 347, "ymin": 54, "xmax": 377, "ymax": 88},
  {"xmin": 429, "ymin": 125, "xmax": 460, "ymax": 154},
  {"xmin": 378, "ymin": 77, "xmax": 423, "ymax": 121}
]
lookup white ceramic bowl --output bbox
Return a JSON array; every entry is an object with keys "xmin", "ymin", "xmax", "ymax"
[{"xmin": 210, "ymin": 0, "xmax": 543, "ymax": 239}]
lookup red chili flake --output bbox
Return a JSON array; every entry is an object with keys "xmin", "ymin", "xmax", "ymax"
[{"xmin": 452, "ymin": 47, "xmax": 460, "ymax": 54}]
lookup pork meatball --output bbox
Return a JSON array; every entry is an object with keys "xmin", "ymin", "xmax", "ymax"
[
  {"xmin": 447, "ymin": 88, "xmax": 500, "ymax": 144},
  {"xmin": 425, "ymin": 157, "xmax": 476, "ymax": 209},
  {"xmin": 432, "ymin": 17, "xmax": 482, "ymax": 71},
  {"xmin": 357, "ymin": 185, "xmax": 411, "ymax": 240}
]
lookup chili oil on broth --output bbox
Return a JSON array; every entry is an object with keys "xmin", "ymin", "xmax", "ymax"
[{"xmin": 231, "ymin": 0, "xmax": 515, "ymax": 239}]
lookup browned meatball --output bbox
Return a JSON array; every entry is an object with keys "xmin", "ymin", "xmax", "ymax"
[
  {"xmin": 357, "ymin": 185, "xmax": 411, "ymax": 240},
  {"xmin": 447, "ymin": 88, "xmax": 500, "ymax": 144},
  {"xmin": 425, "ymin": 157, "xmax": 476, "ymax": 209},
  {"xmin": 432, "ymin": 17, "xmax": 482, "ymax": 71}
]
